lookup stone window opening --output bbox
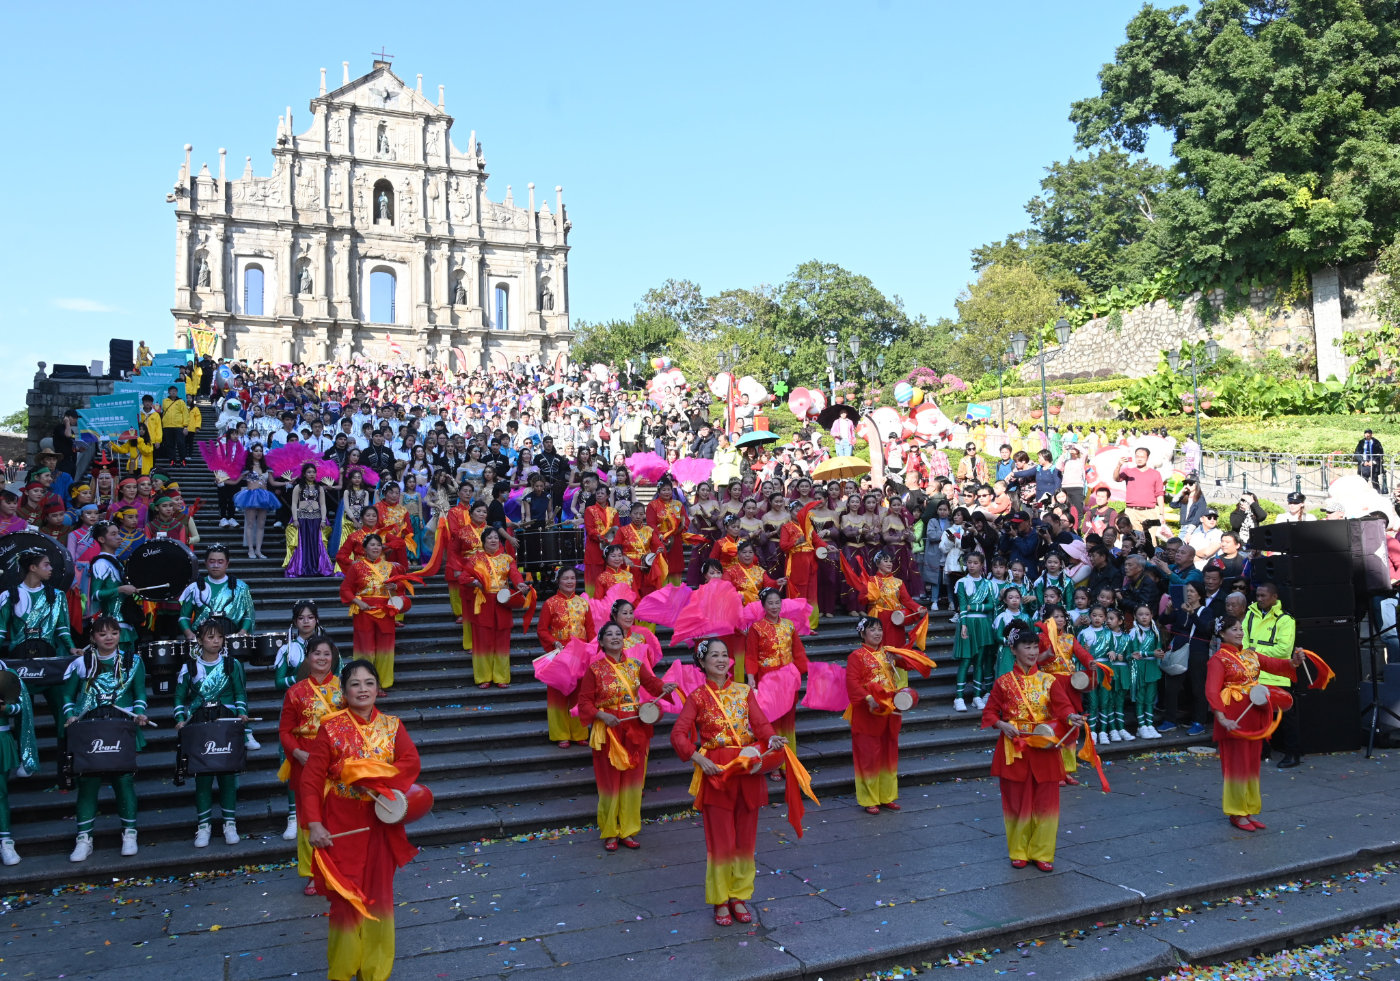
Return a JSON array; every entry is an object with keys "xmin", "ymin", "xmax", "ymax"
[
  {"xmin": 494, "ymin": 283, "xmax": 509, "ymax": 331},
  {"xmin": 370, "ymin": 266, "xmax": 397, "ymax": 323},
  {"xmin": 244, "ymin": 264, "xmax": 265, "ymax": 316}
]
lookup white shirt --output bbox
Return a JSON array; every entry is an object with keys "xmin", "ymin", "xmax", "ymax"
[{"xmin": 1188, "ymin": 527, "xmax": 1223, "ymax": 570}]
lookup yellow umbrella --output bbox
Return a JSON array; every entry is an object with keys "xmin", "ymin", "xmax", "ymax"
[{"xmin": 812, "ymin": 456, "xmax": 872, "ymax": 481}]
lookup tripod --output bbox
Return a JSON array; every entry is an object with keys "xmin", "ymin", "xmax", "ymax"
[{"xmin": 1361, "ymin": 594, "xmax": 1400, "ymax": 759}]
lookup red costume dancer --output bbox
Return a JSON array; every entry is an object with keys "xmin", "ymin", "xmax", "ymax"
[
  {"xmin": 536, "ymin": 568, "xmax": 593, "ymax": 746},
  {"xmin": 446, "ymin": 501, "xmax": 489, "ymax": 644},
  {"xmin": 277, "ymin": 637, "xmax": 343, "ymax": 892},
  {"xmin": 616, "ymin": 501, "xmax": 668, "ymax": 597},
  {"xmin": 438, "ymin": 489, "xmax": 476, "ymax": 620},
  {"xmin": 781, "ymin": 502, "xmax": 826, "ymax": 630},
  {"xmin": 724, "ymin": 541, "xmax": 779, "ymax": 605},
  {"xmin": 743, "ymin": 589, "xmax": 809, "ymax": 748},
  {"xmin": 1036, "ymin": 607, "xmax": 1095, "ymax": 783},
  {"xmin": 594, "ymin": 544, "xmax": 638, "ymax": 596},
  {"xmin": 576, "ymin": 621, "xmax": 671, "ymax": 851},
  {"xmin": 1207, "ymin": 616, "xmax": 1309, "ymax": 832},
  {"xmin": 710, "ymin": 519, "xmax": 741, "ymax": 574},
  {"xmin": 465, "ymin": 529, "xmax": 531, "ymax": 689},
  {"xmin": 982, "ymin": 621, "xmax": 1080, "ymax": 870},
  {"xmin": 645, "ymin": 480, "xmax": 686, "ymax": 586},
  {"xmin": 335, "ymin": 507, "xmax": 404, "ymax": 574},
  {"xmin": 670, "ymin": 637, "xmax": 781, "ymax": 927},
  {"xmin": 842, "ymin": 549, "xmax": 927, "ymax": 651},
  {"xmin": 845, "ymin": 617, "xmax": 932, "ymax": 813},
  {"xmin": 582, "ymin": 489, "xmax": 618, "ymax": 594},
  {"xmin": 338, "ymin": 535, "xmax": 412, "ymax": 688},
  {"xmin": 303, "ymin": 663, "xmax": 421, "ymax": 981}
]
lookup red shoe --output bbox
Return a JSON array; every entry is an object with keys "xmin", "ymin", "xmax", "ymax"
[
  {"xmin": 1063, "ymin": 775, "xmax": 1081, "ymax": 786},
  {"xmin": 621, "ymin": 837, "xmax": 640, "ymax": 849},
  {"xmin": 1034, "ymin": 861, "xmax": 1054, "ymax": 873},
  {"xmin": 557, "ymin": 740, "xmax": 571, "ymax": 749},
  {"xmin": 714, "ymin": 904, "xmax": 733, "ymax": 927},
  {"xmin": 303, "ymin": 881, "xmax": 317, "ymax": 896},
  {"xmin": 478, "ymin": 683, "xmax": 491, "ymax": 689},
  {"xmin": 881, "ymin": 801, "xmax": 901, "ymax": 811},
  {"xmin": 729, "ymin": 900, "xmax": 753, "ymax": 924},
  {"xmin": 1010, "ymin": 859, "xmax": 1028, "ymax": 869},
  {"xmin": 1230, "ymin": 816, "xmax": 1257, "ymax": 832},
  {"xmin": 864, "ymin": 806, "xmax": 881, "ymax": 815},
  {"xmin": 1249, "ymin": 818, "xmax": 1267, "ymax": 830},
  {"xmin": 495, "ymin": 683, "xmax": 510, "ymax": 688},
  {"xmin": 604, "ymin": 838, "xmax": 619, "ymax": 852}
]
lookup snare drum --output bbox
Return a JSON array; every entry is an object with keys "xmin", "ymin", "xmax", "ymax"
[
  {"xmin": 892, "ymin": 688, "xmax": 917, "ymax": 712},
  {"xmin": 226, "ymin": 635, "xmax": 256, "ymax": 662},
  {"xmin": 69, "ymin": 717, "xmax": 140, "ymax": 775},
  {"xmin": 251, "ymin": 632, "xmax": 282, "ymax": 667},
  {"xmin": 179, "ymin": 719, "xmax": 247, "ymax": 775},
  {"xmin": 637, "ymin": 701, "xmax": 662, "ymax": 725},
  {"xmin": 5, "ymin": 655, "xmax": 70, "ymax": 687},
  {"xmin": 140, "ymin": 638, "xmax": 186, "ymax": 676},
  {"xmin": 1069, "ymin": 670, "xmax": 1091, "ymax": 691}
]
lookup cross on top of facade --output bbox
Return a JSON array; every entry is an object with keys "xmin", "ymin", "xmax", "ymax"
[{"xmin": 372, "ymin": 47, "xmax": 394, "ymax": 63}]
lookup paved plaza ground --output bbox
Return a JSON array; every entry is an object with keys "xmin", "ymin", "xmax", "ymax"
[{"xmin": 3, "ymin": 749, "xmax": 1398, "ymax": 981}]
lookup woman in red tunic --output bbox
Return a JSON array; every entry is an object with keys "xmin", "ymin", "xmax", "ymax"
[
  {"xmin": 277, "ymin": 636, "xmax": 343, "ymax": 894},
  {"xmin": 724, "ymin": 539, "xmax": 782, "ymax": 605},
  {"xmin": 781, "ymin": 501, "xmax": 826, "ymax": 631},
  {"xmin": 847, "ymin": 550, "xmax": 927, "ymax": 651},
  {"xmin": 335, "ymin": 507, "xmax": 404, "ymax": 575},
  {"xmin": 594, "ymin": 544, "xmax": 637, "ymax": 596},
  {"xmin": 670, "ymin": 637, "xmax": 785, "ymax": 927},
  {"xmin": 645, "ymin": 478, "xmax": 686, "ymax": 586},
  {"xmin": 465, "ymin": 528, "xmax": 529, "ymax": 689},
  {"xmin": 981, "ymin": 621, "xmax": 1083, "ymax": 870},
  {"xmin": 304, "ymin": 660, "xmax": 421, "ymax": 981},
  {"xmin": 582, "ymin": 486, "xmax": 618, "ymax": 594},
  {"xmin": 338, "ymin": 535, "xmax": 412, "ymax": 689},
  {"xmin": 1207, "ymin": 615, "xmax": 1304, "ymax": 832},
  {"xmin": 846, "ymin": 617, "xmax": 924, "ymax": 814},
  {"xmin": 743, "ymin": 588, "xmax": 809, "ymax": 758},
  {"xmin": 535, "ymin": 567, "xmax": 593, "ymax": 747},
  {"xmin": 576, "ymin": 620, "xmax": 674, "ymax": 851}
]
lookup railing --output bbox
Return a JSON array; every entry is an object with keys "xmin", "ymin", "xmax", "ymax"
[{"xmin": 1188, "ymin": 449, "xmax": 1395, "ymax": 501}]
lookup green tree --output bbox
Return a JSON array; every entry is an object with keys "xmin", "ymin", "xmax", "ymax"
[
  {"xmin": 569, "ymin": 311, "xmax": 682, "ymax": 380},
  {"xmin": 951, "ymin": 263, "xmax": 1061, "ymax": 379},
  {"xmin": 639, "ymin": 278, "xmax": 705, "ymax": 331},
  {"xmin": 1070, "ymin": 1, "xmax": 1400, "ymax": 296}
]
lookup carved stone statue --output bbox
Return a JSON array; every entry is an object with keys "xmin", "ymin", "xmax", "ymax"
[
  {"xmin": 297, "ymin": 262, "xmax": 313, "ymax": 295},
  {"xmin": 541, "ymin": 287, "xmax": 554, "ymax": 311},
  {"xmin": 376, "ymin": 124, "xmax": 391, "ymax": 156},
  {"xmin": 194, "ymin": 253, "xmax": 211, "ymax": 289},
  {"xmin": 376, "ymin": 188, "xmax": 393, "ymax": 222},
  {"xmin": 453, "ymin": 278, "xmax": 467, "ymax": 305}
]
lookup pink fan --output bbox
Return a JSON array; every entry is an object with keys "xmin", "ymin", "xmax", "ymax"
[
  {"xmin": 198, "ymin": 440, "xmax": 247, "ymax": 485},
  {"xmin": 533, "ymin": 642, "xmax": 585, "ymax": 693},
  {"xmin": 667, "ymin": 457, "xmax": 713, "ymax": 486},
  {"xmin": 316, "ymin": 460, "xmax": 341, "ymax": 486},
  {"xmin": 625, "ymin": 452, "xmax": 669, "ymax": 485},
  {"xmin": 357, "ymin": 465, "xmax": 381, "ymax": 488},
  {"xmin": 671, "ymin": 580, "xmax": 742, "ymax": 646},
  {"xmin": 266, "ymin": 443, "xmax": 320, "ymax": 480},
  {"xmin": 655, "ymin": 661, "xmax": 706, "ymax": 715},
  {"xmin": 632, "ymin": 584, "xmax": 693, "ymax": 628},
  {"xmin": 587, "ymin": 583, "xmax": 638, "ymax": 632},
  {"xmin": 801, "ymin": 660, "xmax": 851, "ymax": 712},
  {"xmin": 738, "ymin": 598, "xmax": 815, "ymax": 636},
  {"xmin": 755, "ymin": 663, "xmax": 801, "ymax": 721}
]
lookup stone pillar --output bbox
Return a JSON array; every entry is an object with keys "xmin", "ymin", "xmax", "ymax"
[
  {"xmin": 1312, "ymin": 266, "xmax": 1347, "ymax": 381},
  {"xmin": 174, "ymin": 221, "xmax": 192, "ymax": 309}
]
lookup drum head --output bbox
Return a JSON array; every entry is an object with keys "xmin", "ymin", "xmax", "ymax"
[
  {"xmin": 643, "ymin": 553, "xmax": 655, "ymax": 567},
  {"xmin": 738, "ymin": 745, "xmax": 761, "ymax": 759},
  {"xmin": 374, "ymin": 788, "xmax": 409, "ymax": 824},
  {"xmin": 496, "ymin": 587, "xmax": 512, "ymax": 603},
  {"xmin": 0, "ymin": 531, "xmax": 74, "ymax": 593},
  {"xmin": 124, "ymin": 539, "xmax": 197, "ymax": 601},
  {"xmin": 637, "ymin": 701, "xmax": 661, "ymax": 725},
  {"xmin": 892, "ymin": 688, "xmax": 915, "ymax": 712},
  {"xmin": 815, "ymin": 547, "xmax": 829, "ymax": 560},
  {"xmin": 1070, "ymin": 670, "xmax": 1091, "ymax": 691},
  {"xmin": 1248, "ymin": 683, "xmax": 1270, "ymax": 705},
  {"xmin": 890, "ymin": 610, "xmax": 905, "ymax": 626}
]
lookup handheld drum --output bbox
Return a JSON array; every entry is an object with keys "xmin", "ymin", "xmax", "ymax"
[
  {"xmin": 892, "ymin": 688, "xmax": 918, "ymax": 712},
  {"xmin": 495, "ymin": 587, "xmax": 512, "ymax": 604},
  {"xmin": 1230, "ymin": 683, "xmax": 1271, "ymax": 725},
  {"xmin": 1069, "ymin": 670, "xmax": 1091, "ymax": 692},
  {"xmin": 637, "ymin": 701, "xmax": 662, "ymax": 725},
  {"xmin": 890, "ymin": 610, "xmax": 906, "ymax": 626}
]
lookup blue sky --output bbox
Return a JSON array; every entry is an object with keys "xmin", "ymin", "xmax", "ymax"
[{"xmin": 0, "ymin": 1, "xmax": 1169, "ymax": 413}]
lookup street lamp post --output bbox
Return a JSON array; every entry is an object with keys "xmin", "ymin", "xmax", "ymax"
[
  {"xmin": 984, "ymin": 355, "xmax": 1007, "ymax": 430},
  {"xmin": 824, "ymin": 337, "xmax": 838, "ymax": 402},
  {"xmin": 1010, "ymin": 318, "xmax": 1072, "ymax": 430},
  {"xmin": 1166, "ymin": 338, "xmax": 1219, "ymax": 463}
]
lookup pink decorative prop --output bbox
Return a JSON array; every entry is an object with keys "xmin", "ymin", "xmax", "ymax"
[
  {"xmin": 738, "ymin": 599, "xmax": 815, "ymax": 636},
  {"xmin": 754, "ymin": 663, "xmax": 801, "ymax": 721},
  {"xmin": 266, "ymin": 443, "xmax": 320, "ymax": 480},
  {"xmin": 624, "ymin": 452, "xmax": 669, "ymax": 485},
  {"xmin": 356, "ymin": 465, "xmax": 381, "ymax": 487},
  {"xmin": 197, "ymin": 440, "xmax": 247, "ymax": 482},
  {"xmin": 801, "ymin": 660, "xmax": 851, "ymax": 712},
  {"xmin": 656, "ymin": 661, "xmax": 706, "ymax": 715},
  {"xmin": 633, "ymin": 584, "xmax": 692, "ymax": 627},
  {"xmin": 316, "ymin": 460, "xmax": 341, "ymax": 485},
  {"xmin": 587, "ymin": 583, "xmax": 638, "ymax": 634},
  {"xmin": 671, "ymin": 580, "xmax": 742, "ymax": 646},
  {"xmin": 668, "ymin": 457, "xmax": 714, "ymax": 486}
]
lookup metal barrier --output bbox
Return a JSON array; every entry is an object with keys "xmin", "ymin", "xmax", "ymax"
[{"xmin": 1187, "ymin": 449, "xmax": 1395, "ymax": 503}]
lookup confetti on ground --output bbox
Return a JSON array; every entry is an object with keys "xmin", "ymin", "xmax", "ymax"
[{"xmin": 1148, "ymin": 920, "xmax": 1400, "ymax": 980}]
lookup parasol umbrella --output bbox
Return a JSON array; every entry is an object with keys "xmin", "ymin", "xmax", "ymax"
[
  {"xmin": 811, "ymin": 456, "xmax": 871, "ymax": 481},
  {"xmin": 817, "ymin": 403, "xmax": 857, "ymax": 431},
  {"xmin": 735, "ymin": 430, "xmax": 780, "ymax": 447},
  {"xmin": 545, "ymin": 383, "xmax": 565, "ymax": 394},
  {"xmin": 668, "ymin": 457, "xmax": 713, "ymax": 486}
]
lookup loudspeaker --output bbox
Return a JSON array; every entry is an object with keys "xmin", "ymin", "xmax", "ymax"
[
  {"xmin": 1295, "ymin": 617, "xmax": 1362, "ymax": 754},
  {"xmin": 49, "ymin": 363, "xmax": 93, "ymax": 379},
  {"xmin": 1253, "ymin": 521, "xmax": 1351, "ymax": 553},
  {"xmin": 1350, "ymin": 516, "xmax": 1392, "ymax": 597},
  {"xmin": 108, "ymin": 339, "xmax": 134, "ymax": 375},
  {"xmin": 1278, "ymin": 581, "xmax": 1357, "ymax": 620},
  {"xmin": 1259, "ymin": 552, "xmax": 1352, "ymax": 585}
]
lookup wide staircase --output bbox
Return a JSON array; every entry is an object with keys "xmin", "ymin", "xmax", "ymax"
[{"xmin": 2, "ymin": 405, "xmax": 1209, "ymax": 891}]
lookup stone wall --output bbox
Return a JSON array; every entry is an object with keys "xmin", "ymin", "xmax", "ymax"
[
  {"xmin": 24, "ymin": 362, "xmax": 115, "ymax": 462},
  {"xmin": 982, "ymin": 391, "xmax": 1119, "ymax": 424},
  {"xmin": 1018, "ymin": 260, "xmax": 1386, "ymax": 383}
]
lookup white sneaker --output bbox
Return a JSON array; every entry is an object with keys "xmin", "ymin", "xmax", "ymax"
[
  {"xmin": 0, "ymin": 838, "xmax": 18, "ymax": 865},
  {"xmin": 1108, "ymin": 730, "xmax": 1122, "ymax": 742},
  {"xmin": 121, "ymin": 829, "xmax": 138, "ymax": 856},
  {"xmin": 194, "ymin": 823, "xmax": 211, "ymax": 848},
  {"xmin": 244, "ymin": 732, "xmax": 261, "ymax": 751},
  {"xmin": 1140, "ymin": 725, "xmax": 1161, "ymax": 739},
  {"xmin": 1094, "ymin": 731, "xmax": 1107, "ymax": 745},
  {"xmin": 69, "ymin": 832, "xmax": 93, "ymax": 863},
  {"xmin": 953, "ymin": 698, "xmax": 968, "ymax": 713},
  {"xmin": 972, "ymin": 696, "xmax": 987, "ymax": 711},
  {"xmin": 223, "ymin": 822, "xmax": 240, "ymax": 845},
  {"xmin": 282, "ymin": 815, "xmax": 299, "ymax": 841},
  {"xmin": 1118, "ymin": 729, "xmax": 1136, "ymax": 741}
]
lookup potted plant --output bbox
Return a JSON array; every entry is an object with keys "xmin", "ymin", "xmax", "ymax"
[{"xmin": 1048, "ymin": 389, "xmax": 1068, "ymax": 416}]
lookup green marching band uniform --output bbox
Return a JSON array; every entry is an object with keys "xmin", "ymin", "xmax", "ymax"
[
  {"xmin": 1125, "ymin": 622, "xmax": 1164, "ymax": 732},
  {"xmin": 178, "ymin": 576, "xmax": 257, "ymax": 635},
  {"xmin": 953, "ymin": 575, "xmax": 998, "ymax": 701},
  {"xmin": 1031, "ymin": 572, "xmax": 1073, "ymax": 613},
  {"xmin": 63, "ymin": 647, "xmax": 147, "ymax": 859},
  {"xmin": 174, "ymin": 652, "xmax": 248, "ymax": 844},
  {"xmin": 1076, "ymin": 624, "xmax": 1121, "ymax": 738},
  {"xmin": 0, "ymin": 580, "xmax": 74, "ymax": 733},
  {"xmin": 89, "ymin": 552, "xmax": 137, "ymax": 646},
  {"xmin": 0, "ymin": 656, "xmax": 40, "ymax": 865}
]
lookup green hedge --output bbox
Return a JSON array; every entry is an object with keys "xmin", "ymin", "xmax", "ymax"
[{"xmin": 968, "ymin": 377, "xmax": 1130, "ymax": 400}]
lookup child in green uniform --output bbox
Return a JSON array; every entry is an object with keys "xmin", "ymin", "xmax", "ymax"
[
  {"xmin": 1076, "ymin": 606, "xmax": 1115, "ymax": 745},
  {"xmin": 1126, "ymin": 604, "xmax": 1165, "ymax": 739},
  {"xmin": 1104, "ymin": 608, "xmax": 1133, "ymax": 743},
  {"xmin": 0, "ymin": 652, "xmax": 39, "ymax": 866},
  {"xmin": 953, "ymin": 552, "xmax": 998, "ymax": 712},
  {"xmin": 991, "ymin": 587, "xmax": 1027, "ymax": 680},
  {"xmin": 174, "ymin": 619, "xmax": 249, "ymax": 848}
]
